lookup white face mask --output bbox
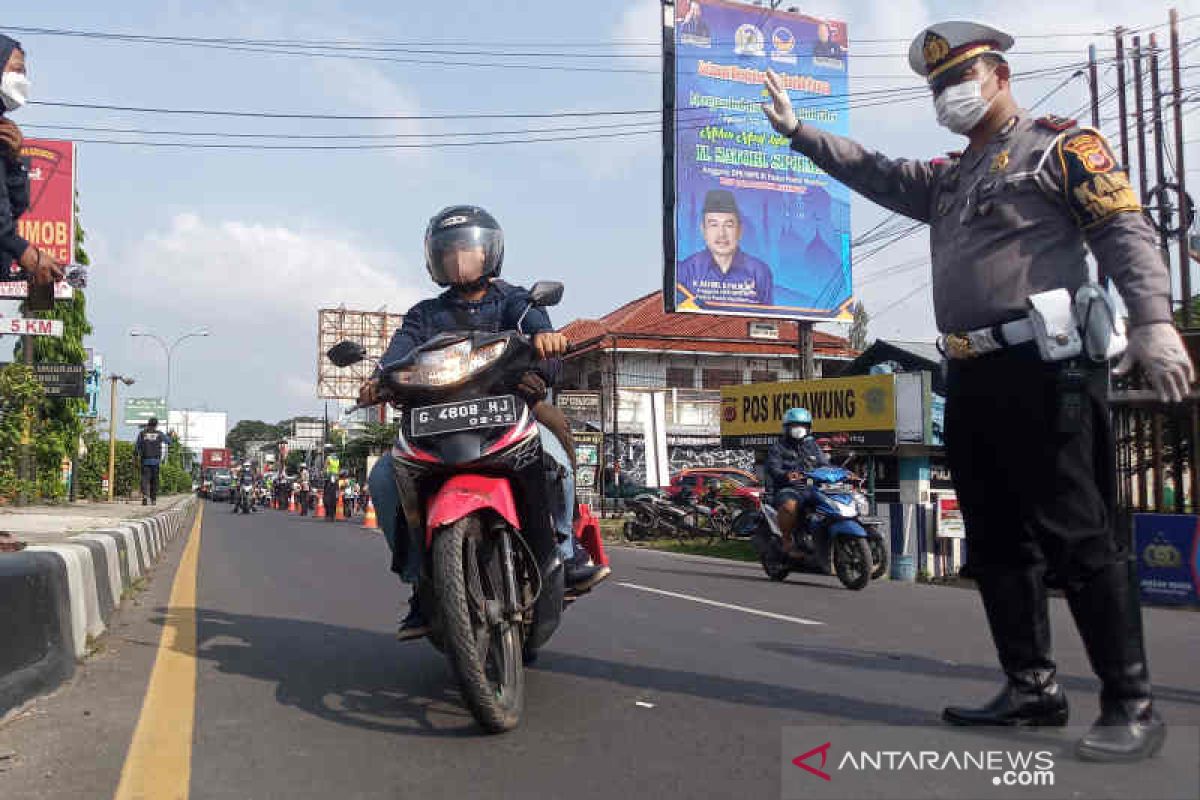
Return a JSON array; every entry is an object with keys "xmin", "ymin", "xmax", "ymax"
[
  {"xmin": 1, "ymin": 71, "xmax": 30, "ymax": 111},
  {"xmin": 788, "ymin": 426, "xmax": 809, "ymax": 440},
  {"xmin": 933, "ymin": 71, "xmax": 994, "ymax": 135}
]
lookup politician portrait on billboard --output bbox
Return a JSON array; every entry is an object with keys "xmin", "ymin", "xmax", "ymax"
[{"xmin": 666, "ymin": 1, "xmax": 853, "ymax": 321}]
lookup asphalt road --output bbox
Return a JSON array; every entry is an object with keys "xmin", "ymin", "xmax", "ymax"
[{"xmin": 1, "ymin": 500, "xmax": 1198, "ymax": 800}]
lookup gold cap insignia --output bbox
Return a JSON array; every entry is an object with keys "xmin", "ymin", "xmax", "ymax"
[{"xmin": 923, "ymin": 32, "xmax": 950, "ymax": 68}]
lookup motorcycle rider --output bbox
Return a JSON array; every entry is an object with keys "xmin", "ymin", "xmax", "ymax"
[
  {"xmin": 363, "ymin": 205, "xmax": 611, "ymax": 640},
  {"xmin": 234, "ymin": 460, "xmax": 256, "ymax": 512},
  {"xmin": 765, "ymin": 408, "xmax": 830, "ymax": 556}
]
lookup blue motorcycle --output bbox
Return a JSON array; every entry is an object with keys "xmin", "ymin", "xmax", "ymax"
[{"xmin": 749, "ymin": 466, "xmax": 888, "ymax": 590}]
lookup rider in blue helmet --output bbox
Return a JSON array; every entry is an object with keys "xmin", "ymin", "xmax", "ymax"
[{"xmin": 765, "ymin": 407, "xmax": 830, "ymax": 555}]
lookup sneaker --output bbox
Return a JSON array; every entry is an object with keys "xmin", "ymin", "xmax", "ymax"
[
  {"xmin": 397, "ymin": 593, "xmax": 430, "ymax": 641},
  {"xmin": 564, "ymin": 550, "xmax": 611, "ymax": 594}
]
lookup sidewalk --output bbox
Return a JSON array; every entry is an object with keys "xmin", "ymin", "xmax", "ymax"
[
  {"xmin": 0, "ymin": 497, "xmax": 183, "ymax": 543},
  {"xmin": 0, "ymin": 495, "xmax": 198, "ymax": 720}
]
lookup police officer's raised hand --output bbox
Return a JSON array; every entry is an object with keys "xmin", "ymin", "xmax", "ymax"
[
  {"xmin": 762, "ymin": 69, "xmax": 799, "ymax": 138},
  {"xmin": 1115, "ymin": 323, "xmax": 1195, "ymax": 403},
  {"xmin": 533, "ymin": 331, "xmax": 569, "ymax": 359},
  {"xmin": 357, "ymin": 379, "xmax": 381, "ymax": 407}
]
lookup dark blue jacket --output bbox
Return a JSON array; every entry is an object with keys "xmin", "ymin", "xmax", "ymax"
[
  {"xmin": 0, "ymin": 152, "xmax": 30, "ymax": 275},
  {"xmin": 135, "ymin": 428, "xmax": 167, "ymax": 466},
  {"xmin": 765, "ymin": 435, "xmax": 829, "ymax": 494},
  {"xmin": 380, "ymin": 280, "xmax": 557, "ymax": 376}
]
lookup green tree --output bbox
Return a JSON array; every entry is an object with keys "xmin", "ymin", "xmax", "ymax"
[
  {"xmin": 226, "ymin": 419, "xmax": 286, "ymax": 460},
  {"xmin": 848, "ymin": 301, "xmax": 871, "ymax": 352},
  {"xmin": 13, "ymin": 199, "xmax": 94, "ymax": 500},
  {"xmin": 0, "ymin": 364, "xmax": 45, "ymax": 503}
]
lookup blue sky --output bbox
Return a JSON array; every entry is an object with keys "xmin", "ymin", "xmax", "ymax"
[{"xmin": 3, "ymin": 0, "xmax": 1195, "ymax": 430}]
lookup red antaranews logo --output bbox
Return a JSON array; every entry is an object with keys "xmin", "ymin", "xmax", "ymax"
[{"xmin": 792, "ymin": 741, "xmax": 832, "ymax": 781}]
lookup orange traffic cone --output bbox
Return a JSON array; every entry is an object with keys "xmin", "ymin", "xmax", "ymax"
[
  {"xmin": 362, "ymin": 497, "xmax": 378, "ymax": 530},
  {"xmin": 288, "ymin": 492, "xmax": 296, "ymax": 513},
  {"xmin": 335, "ymin": 493, "xmax": 347, "ymax": 521},
  {"xmin": 315, "ymin": 491, "xmax": 325, "ymax": 518}
]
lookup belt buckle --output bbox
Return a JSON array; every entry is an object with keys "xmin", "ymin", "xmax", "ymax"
[{"xmin": 944, "ymin": 333, "xmax": 977, "ymax": 360}]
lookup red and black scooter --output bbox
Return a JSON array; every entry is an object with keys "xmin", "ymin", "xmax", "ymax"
[{"xmin": 327, "ymin": 281, "xmax": 604, "ymax": 733}]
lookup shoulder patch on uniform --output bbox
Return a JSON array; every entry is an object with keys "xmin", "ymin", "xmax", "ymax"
[
  {"xmin": 1036, "ymin": 114, "xmax": 1077, "ymax": 132},
  {"xmin": 1054, "ymin": 129, "xmax": 1141, "ymax": 229},
  {"xmin": 1062, "ymin": 131, "xmax": 1116, "ymax": 174}
]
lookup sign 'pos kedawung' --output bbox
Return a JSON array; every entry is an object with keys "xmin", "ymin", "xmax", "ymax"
[
  {"xmin": 721, "ymin": 374, "xmax": 896, "ymax": 448},
  {"xmin": 665, "ymin": 1, "xmax": 853, "ymax": 321}
]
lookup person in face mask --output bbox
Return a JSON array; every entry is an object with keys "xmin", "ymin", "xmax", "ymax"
[
  {"xmin": 764, "ymin": 408, "xmax": 829, "ymax": 556},
  {"xmin": 0, "ymin": 34, "xmax": 64, "ymax": 287},
  {"xmin": 762, "ymin": 21, "xmax": 1186, "ymax": 762}
]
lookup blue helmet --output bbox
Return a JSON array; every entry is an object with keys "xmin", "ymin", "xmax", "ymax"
[{"xmin": 783, "ymin": 408, "xmax": 812, "ymax": 428}]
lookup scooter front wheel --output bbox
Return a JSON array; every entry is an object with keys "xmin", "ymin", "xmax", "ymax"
[
  {"xmin": 833, "ymin": 536, "xmax": 872, "ymax": 590},
  {"xmin": 434, "ymin": 514, "xmax": 525, "ymax": 733}
]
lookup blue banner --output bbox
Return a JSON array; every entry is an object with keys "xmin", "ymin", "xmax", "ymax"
[
  {"xmin": 1133, "ymin": 514, "xmax": 1200, "ymax": 606},
  {"xmin": 668, "ymin": 1, "xmax": 852, "ymax": 321}
]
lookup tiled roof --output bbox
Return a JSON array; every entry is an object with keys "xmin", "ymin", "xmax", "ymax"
[{"xmin": 562, "ymin": 291, "xmax": 856, "ymax": 358}]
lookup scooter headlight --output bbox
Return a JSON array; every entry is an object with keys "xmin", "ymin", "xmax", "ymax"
[{"xmin": 393, "ymin": 340, "xmax": 508, "ymax": 387}]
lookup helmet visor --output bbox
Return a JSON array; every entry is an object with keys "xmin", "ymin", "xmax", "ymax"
[{"xmin": 426, "ymin": 227, "xmax": 503, "ymax": 286}]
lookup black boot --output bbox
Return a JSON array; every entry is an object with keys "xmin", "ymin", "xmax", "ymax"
[
  {"xmin": 1067, "ymin": 562, "xmax": 1166, "ymax": 762},
  {"xmin": 943, "ymin": 568, "xmax": 1068, "ymax": 727},
  {"xmin": 397, "ymin": 590, "xmax": 429, "ymax": 642}
]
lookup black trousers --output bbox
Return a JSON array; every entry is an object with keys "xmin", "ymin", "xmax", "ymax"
[
  {"xmin": 945, "ymin": 344, "xmax": 1150, "ymax": 702},
  {"xmin": 140, "ymin": 464, "xmax": 160, "ymax": 501},
  {"xmin": 946, "ymin": 345, "xmax": 1119, "ymax": 585}
]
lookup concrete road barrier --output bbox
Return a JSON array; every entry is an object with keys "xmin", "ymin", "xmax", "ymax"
[{"xmin": 0, "ymin": 497, "xmax": 197, "ymax": 719}]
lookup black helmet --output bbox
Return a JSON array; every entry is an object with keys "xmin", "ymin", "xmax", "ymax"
[{"xmin": 424, "ymin": 205, "xmax": 504, "ymax": 288}]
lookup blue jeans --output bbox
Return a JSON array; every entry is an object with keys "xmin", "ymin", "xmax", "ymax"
[{"xmin": 369, "ymin": 424, "xmax": 577, "ymax": 585}]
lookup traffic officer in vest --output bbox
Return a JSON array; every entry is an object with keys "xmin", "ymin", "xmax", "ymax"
[
  {"xmin": 763, "ymin": 21, "xmax": 1193, "ymax": 762},
  {"xmin": 134, "ymin": 417, "xmax": 167, "ymax": 506}
]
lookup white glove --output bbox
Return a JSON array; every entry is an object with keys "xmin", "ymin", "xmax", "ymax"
[
  {"xmin": 1114, "ymin": 322, "xmax": 1195, "ymax": 403},
  {"xmin": 762, "ymin": 69, "xmax": 799, "ymax": 138}
]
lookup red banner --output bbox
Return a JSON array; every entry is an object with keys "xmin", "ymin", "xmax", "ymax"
[{"xmin": 8, "ymin": 138, "xmax": 76, "ymax": 276}]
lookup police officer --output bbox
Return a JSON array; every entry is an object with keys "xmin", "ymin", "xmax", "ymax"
[
  {"xmin": 764, "ymin": 408, "xmax": 830, "ymax": 555},
  {"xmin": 763, "ymin": 21, "xmax": 1194, "ymax": 762},
  {"xmin": 134, "ymin": 418, "xmax": 167, "ymax": 506}
]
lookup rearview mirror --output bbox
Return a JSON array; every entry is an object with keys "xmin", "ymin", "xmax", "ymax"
[
  {"xmin": 529, "ymin": 281, "xmax": 564, "ymax": 308},
  {"xmin": 327, "ymin": 340, "xmax": 367, "ymax": 367}
]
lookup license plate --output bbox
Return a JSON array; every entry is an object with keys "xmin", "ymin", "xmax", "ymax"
[{"xmin": 411, "ymin": 395, "xmax": 519, "ymax": 437}]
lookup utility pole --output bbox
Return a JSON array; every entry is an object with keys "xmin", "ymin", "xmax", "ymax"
[
  {"xmin": 1169, "ymin": 8, "xmax": 1192, "ymax": 329},
  {"xmin": 1132, "ymin": 36, "xmax": 1151, "ymax": 204},
  {"xmin": 1087, "ymin": 44, "xmax": 1101, "ymax": 129},
  {"xmin": 797, "ymin": 322, "xmax": 815, "ymax": 380},
  {"xmin": 107, "ymin": 374, "xmax": 134, "ymax": 501},
  {"xmin": 1114, "ymin": 28, "xmax": 1131, "ymax": 173},
  {"xmin": 1149, "ymin": 34, "xmax": 1173, "ymax": 261}
]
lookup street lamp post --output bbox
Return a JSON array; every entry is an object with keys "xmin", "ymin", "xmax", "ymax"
[
  {"xmin": 130, "ymin": 327, "xmax": 210, "ymax": 467},
  {"xmin": 107, "ymin": 374, "xmax": 135, "ymax": 502}
]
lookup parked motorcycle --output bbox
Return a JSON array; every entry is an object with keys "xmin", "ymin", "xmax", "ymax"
[
  {"xmin": 326, "ymin": 280, "xmax": 596, "ymax": 734},
  {"xmin": 749, "ymin": 466, "xmax": 887, "ymax": 590}
]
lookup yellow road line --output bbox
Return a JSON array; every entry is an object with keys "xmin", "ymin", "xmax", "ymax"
[{"xmin": 114, "ymin": 503, "xmax": 203, "ymax": 800}]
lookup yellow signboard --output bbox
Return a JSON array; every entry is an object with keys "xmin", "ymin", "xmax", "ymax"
[{"xmin": 721, "ymin": 374, "xmax": 896, "ymax": 448}]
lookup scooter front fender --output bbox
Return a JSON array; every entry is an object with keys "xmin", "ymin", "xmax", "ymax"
[
  {"xmin": 827, "ymin": 519, "xmax": 869, "ymax": 539},
  {"xmin": 425, "ymin": 474, "xmax": 520, "ymax": 546}
]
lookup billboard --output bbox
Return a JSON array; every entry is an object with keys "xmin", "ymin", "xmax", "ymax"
[
  {"xmin": 720, "ymin": 374, "xmax": 895, "ymax": 448},
  {"xmin": 317, "ymin": 308, "xmax": 405, "ymax": 400},
  {"xmin": 665, "ymin": 2, "xmax": 852, "ymax": 321},
  {"xmin": 4, "ymin": 139, "xmax": 76, "ymax": 280},
  {"xmin": 124, "ymin": 397, "xmax": 167, "ymax": 427}
]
